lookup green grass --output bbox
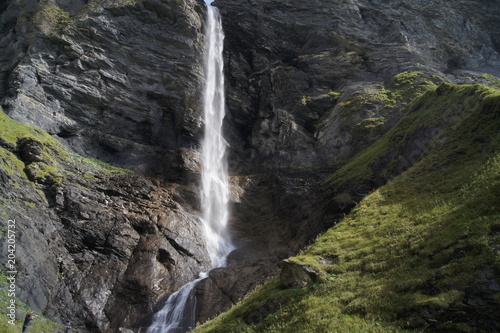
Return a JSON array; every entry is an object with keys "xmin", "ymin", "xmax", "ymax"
[
  {"xmin": 0, "ymin": 274, "xmax": 63, "ymax": 333},
  {"xmin": 193, "ymin": 81, "xmax": 500, "ymax": 332},
  {"xmin": 0, "ymin": 107, "xmax": 65, "ymax": 150},
  {"xmin": 0, "ymin": 106, "xmax": 131, "ymax": 189},
  {"xmin": 480, "ymin": 73, "xmax": 500, "ymax": 89}
]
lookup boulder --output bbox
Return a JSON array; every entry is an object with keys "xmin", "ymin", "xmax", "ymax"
[{"xmin": 279, "ymin": 259, "xmax": 320, "ymax": 289}]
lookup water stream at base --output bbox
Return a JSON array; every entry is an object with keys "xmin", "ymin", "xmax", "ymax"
[{"xmin": 147, "ymin": 5, "xmax": 232, "ymax": 333}]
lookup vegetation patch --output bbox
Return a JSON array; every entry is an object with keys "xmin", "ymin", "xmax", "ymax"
[
  {"xmin": 32, "ymin": 5, "xmax": 74, "ymax": 35},
  {"xmin": 317, "ymin": 71, "xmax": 444, "ymax": 162},
  {"xmin": 302, "ymin": 89, "xmax": 341, "ymax": 106},
  {"xmin": 0, "ymin": 106, "xmax": 130, "ymax": 190},
  {"xmin": 0, "ymin": 273, "xmax": 63, "ymax": 333},
  {"xmin": 480, "ymin": 73, "xmax": 500, "ymax": 89},
  {"xmin": 193, "ymin": 81, "xmax": 500, "ymax": 332},
  {"xmin": 329, "ymin": 82, "xmax": 499, "ymax": 191},
  {"xmin": 338, "ymin": 71, "xmax": 442, "ymax": 127}
]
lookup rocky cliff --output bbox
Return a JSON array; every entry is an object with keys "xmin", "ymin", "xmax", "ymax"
[
  {"xmin": 1, "ymin": 0, "xmax": 206, "ymax": 177},
  {"xmin": 1, "ymin": 0, "xmax": 213, "ymax": 331},
  {"xmin": 1, "ymin": 0, "xmax": 499, "ymax": 332},
  {"xmin": 217, "ymin": 0, "xmax": 500, "ymax": 171}
]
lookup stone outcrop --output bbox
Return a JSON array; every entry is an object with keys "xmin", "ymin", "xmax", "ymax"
[{"xmin": 279, "ymin": 259, "xmax": 320, "ymax": 289}]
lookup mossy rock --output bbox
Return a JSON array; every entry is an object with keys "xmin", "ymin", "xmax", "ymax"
[
  {"xmin": 329, "ymin": 82, "xmax": 500, "ymax": 193},
  {"xmin": 24, "ymin": 162, "xmax": 64, "ymax": 186},
  {"xmin": 0, "ymin": 106, "xmax": 130, "ymax": 189},
  {"xmin": 32, "ymin": 5, "xmax": 74, "ymax": 35}
]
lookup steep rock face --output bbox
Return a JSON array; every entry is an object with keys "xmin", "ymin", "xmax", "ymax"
[
  {"xmin": 216, "ymin": 0, "xmax": 500, "ymax": 171},
  {"xmin": 1, "ymin": 0, "xmax": 206, "ymax": 176},
  {"xmin": 0, "ymin": 0, "xmax": 219, "ymax": 331},
  {"xmin": 1, "ymin": 2, "xmax": 335, "ymax": 331},
  {"xmin": 0, "ymin": 109, "xmax": 213, "ymax": 331}
]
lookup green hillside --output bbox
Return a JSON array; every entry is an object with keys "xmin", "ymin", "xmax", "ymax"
[{"xmin": 194, "ymin": 81, "xmax": 500, "ymax": 332}]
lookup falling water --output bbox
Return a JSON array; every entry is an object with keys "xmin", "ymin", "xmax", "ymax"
[
  {"xmin": 200, "ymin": 4, "xmax": 234, "ymax": 268},
  {"xmin": 147, "ymin": 5, "xmax": 232, "ymax": 333}
]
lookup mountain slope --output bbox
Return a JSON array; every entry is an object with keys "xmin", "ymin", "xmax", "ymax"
[{"xmin": 193, "ymin": 82, "xmax": 500, "ymax": 332}]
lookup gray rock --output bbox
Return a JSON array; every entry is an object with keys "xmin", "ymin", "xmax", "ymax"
[
  {"xmin": 1, "ymin": 0, "xmax": 207, "ymax": 177},
  {"xmin": 0, "ymin": 133, "xmax": 212, "ymax": 331},
  {"xmin": 279, "ymin": 259, "xmax": 320, "ymax": 289},
  {"xmin": 217, "ymin": 0, "xmax": 500, "ymax": 171}
]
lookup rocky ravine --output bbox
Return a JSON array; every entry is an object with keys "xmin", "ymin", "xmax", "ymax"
[{"xmin": 1, "ymin": 0, "xmax": 500, "ymax": 332}]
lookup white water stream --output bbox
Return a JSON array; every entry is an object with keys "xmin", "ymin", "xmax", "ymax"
[
  {"xmin": 147, "ymin": 5, "xmax": 232, "ymax": 333},
  {"xmin": 200, "ymin": 4, "xmax": 233, "ymax": 269}
]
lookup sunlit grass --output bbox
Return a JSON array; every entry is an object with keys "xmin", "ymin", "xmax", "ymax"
[
  {"xmin": 0, "ymin": 106, "xmax": 131, "ymax": 188},
  {"xmin": 194, "ymin": 81, "xmax": 500, "ymax": 332}
]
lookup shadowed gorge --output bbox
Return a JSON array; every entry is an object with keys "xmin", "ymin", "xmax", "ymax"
[{"xmin": 0, "ymin": 0, "xmax": 499, "ymax": 332}]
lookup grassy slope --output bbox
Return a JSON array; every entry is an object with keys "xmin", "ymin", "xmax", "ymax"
[
  {"xmin": 194, "ymin": 82, "xmax": 500, "ymax": 332},
  {"xmin": 0, "ymin": 105, "xmax": 128, "ymax": 188}
]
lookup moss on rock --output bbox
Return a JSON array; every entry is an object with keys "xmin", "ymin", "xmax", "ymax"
[
  {"xmin": 32, "ymin": 5, "xmax": 74, "ymax": 35},
  {"xmin": 0, "ymin": 106, "xmax": 130, "ymax": 190},
  {"xmin": 329, "ymin": 82, "xmax": 500, "ymax": 192}
]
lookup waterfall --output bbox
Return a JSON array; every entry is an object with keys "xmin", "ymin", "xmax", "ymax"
[
  {"xmin": 147, "ymin": 5, "xmax": 232, "ymax": 333},
  {"xmin": 200, "ymin": 4, "xmax": 233, "ymax": 268}
]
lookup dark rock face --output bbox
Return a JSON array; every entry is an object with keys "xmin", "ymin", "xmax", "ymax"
[
  {"xmin": 1, "ymin": 0, "xmax": 500, "ymax": 332},
  {"xmin": 217, "ymin": 0, "xmax": 500, "ymax": 171},
  {"xmin": 0, "ymin": 131, "xmax": 212, "ymax": 332},
  {"xmin": 1, "ymin": 0, "xmax": 206, "ymax": 176}
]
